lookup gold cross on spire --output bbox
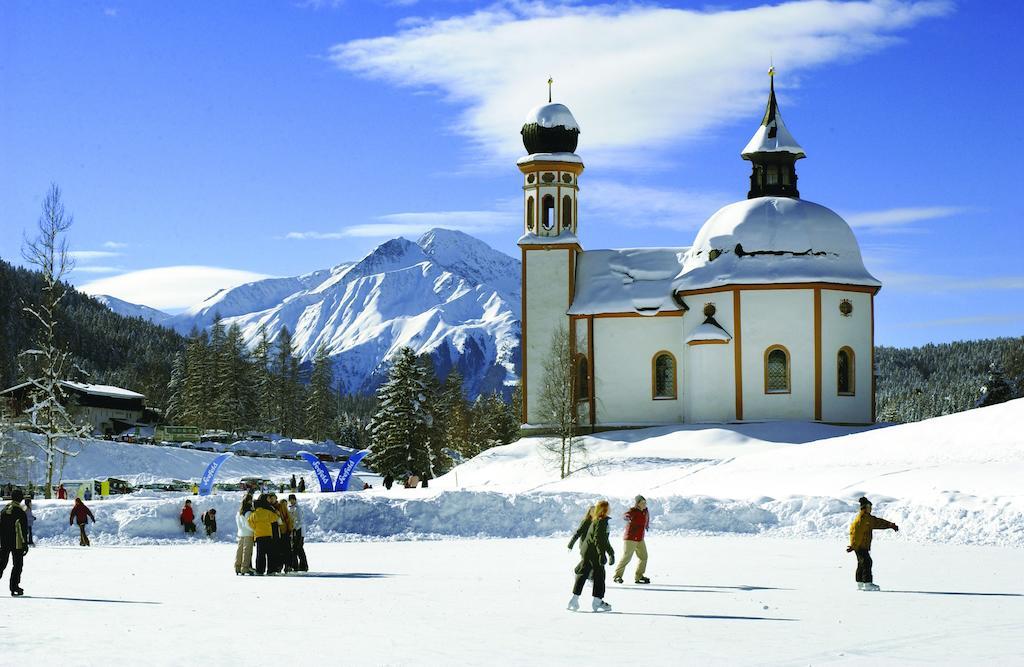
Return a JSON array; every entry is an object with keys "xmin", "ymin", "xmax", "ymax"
[
  {"xmin": 768, "ymin": 65, "xmax": 775, "ymax": 78},
  {"xmin": 547, "ymin": 77, "xmax": 553, "ymax": 103}
]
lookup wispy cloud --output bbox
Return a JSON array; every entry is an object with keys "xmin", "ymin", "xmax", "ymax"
[
  {"xmin": 844, "ymin": 206, "xmax": 968, "ymax": 229},
  {"xmin": 103, "ymin": 7, "xmax": 118, "ymax": 17},
  {"xmin": 286, "ymin": 209, "xmax": 516, "ymax": 240},
  {"xmin": 330, "ymin": 1, "xmax": 951, "ymax": 164},
  {"xmin": 70, "ymin": 266, "xmax": 123, "ymax": 275},
  {"xmin": 584, "ymin": 180, "xmax": 729, "ymax": 229},
  {"xmin": 102, "ymin": 241, "xmax": 129, "ymax": 249},
  {"xmin": 894, "ymin": 313, "xmax": 1024, "ymax": 329},
  {"xmin": 78, "ymin": 266, "xmax": 275, "ymax": 311},
  {"xmin": 69, "ymin": 250, "xmax": 121, "ymax": 261}
]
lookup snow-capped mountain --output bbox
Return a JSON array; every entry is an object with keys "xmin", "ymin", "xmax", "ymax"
[
  {"xmin": 91, "ymin": 294, "xmax": 172, "ymax": 325},
  {"xmin": 155, "ymin": 229, "xmax": 521, "ymax": 398}
]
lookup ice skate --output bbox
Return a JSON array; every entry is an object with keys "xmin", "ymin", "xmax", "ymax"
[
  {"xmin": 857, "ymin": 582, "xmax": 865, "ymax": 590},
  {"xmin": 613, "ymin": 576, "xmax": 624, "ymax": 583},
  {"xmin": 11, "ymin": 588, "xmax": 24, "ymax": 597},
  {"xmin": 566, "ymin": 595, "xmax": 580, "ymax": 611},
  {"xmin": 591, "ymin": 598, "xmax": 612, "ymax": 612},
  {"xmin": 635, "ymin": 576, "xmax": 650, "ymax": 584},
  {"xmin": 862, "ymin": 582, "xmax": 881, "ymax": 591}
]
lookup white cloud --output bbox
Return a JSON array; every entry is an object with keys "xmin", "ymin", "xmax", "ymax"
[
  {"xmin": 69, "ymin": 250, "xmax": 121, "ymax": 261},
  {"xmin": 103, "ymin": 241, "xmax": 129, "ymax": 249},
  {"xmin": 584, "ymin": 180, "xmax": 729, "ymax": 229},
  {"xmin": 286, "ymin": 210, "xmax": 516, "ymax": 240},
  {"xmin": 103, "ymin": 7, "xmax": 118, "ymax": 17},
  {"xmin": 78, "ymin": 266, "xmax": 275, "ymax": 311},
  {"xmin": 70, "ymin": 266, "xmax": 123, "ymax": 275},
  {"xmin": 330, "ymin": 1, "xmax": 951, "ymax": 165},
  {"xmin": 844, "ymin": 206, "xmax": 967, "ymax": 229}
]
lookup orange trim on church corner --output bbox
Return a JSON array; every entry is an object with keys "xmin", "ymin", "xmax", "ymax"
[
  {"xmin": 813, "ymin": 287, "xmax": 822, "ymax": 421},
  {"xmin": 733, "ymin": 292, "xmax": 743, "ymax": 420}
]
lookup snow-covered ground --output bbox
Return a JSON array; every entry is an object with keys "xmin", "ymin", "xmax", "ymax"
[{"xmin": 5, "ymin": 537, "xmax": 1022, "ymax": 664}]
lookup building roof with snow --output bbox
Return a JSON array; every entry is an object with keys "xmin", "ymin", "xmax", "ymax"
[
  {"xmin": 568, "ymin": 247, "xmax": 689, "ymax": 315},
  {"xmin": 741, "ymin": 68, "xmax": 805, "ymax": 159},
  {"xmin": 521, "ymin": 100, "xmax": 580, "ymax": 155}
]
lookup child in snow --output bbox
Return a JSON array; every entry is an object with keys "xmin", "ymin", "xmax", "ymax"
[
  {"xmin": 235, "ymin": 497, "xmax": 254, "ymax": 575},
  {"xmin": 847, "ymin": 496, "xmax": 900, "ymax": 591},
  {"xmin": 202, "ymin": 508, "xmax": 217, "ymax": 537},
  {"xmin": 567, "ymin": 505, "xmax": 594, "ymax": 555},
  {"xmin": 613, "ymin": 495, "xmax": 651, "ymax": 584},
  {"xmin": 180, "ymin": 500, "xmax": 197, "ymax": 534},
  {"xmin": 69, "ymin": 498, "xmax": 95, "ymax": 546},
  {"xmin": 1, "ymin": 488, "xmax": 28, "ymax": 596},
  {"xmin": 24, "ymin": 498, "xmax": 35, "ymax": 547},
  {"xmin": 288, "ymin": 494, "xmax": 308, "ymax": 572},
  {"xmin": 568, "ymin": 499, "xmax": 615, "ymax": 612}
]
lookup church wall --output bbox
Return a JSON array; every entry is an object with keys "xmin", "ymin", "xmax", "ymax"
[
  {"xmin": 592, "ymin": 316, "xmax": 684, "ymax": 424},
  {"xmin": 523, "ymin": 248, "xmax": 572, "ymax": 424},
  {"xmin": 740, "ymin": 289, "xmax": 815, "ymax": 421},
  {"xmin": 574, "ymin": 317, "xmax": 590, "ymax": 424},
  {"xmin": 820, "ymin": 289, "xmax": 873, "ymax": 423},
  {"xmin": 682, "ymin": 291, "xmax": 736, "ymax": 423}
]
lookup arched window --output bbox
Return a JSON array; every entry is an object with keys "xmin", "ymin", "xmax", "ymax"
[
  {"xmin": 541, "ymin": 194, "xmax": 555, "ymax": 230},
  {"xmin": 562, "ymin": 195, "xmax": 572, "ymax": 229},
  {"xmin": 575, "ymin": 354, "xmax": 589, "ymax": 402},
  {"xmin": 837, "ymin": 347, "xmax": 855, "ymax": 395},
  {"xmin": 652, "ymin": 351, "xmax": 677, "ymax": 400},
  {"xmin": 764, "ymin": 345, "xmax": 790, "ymax": 394},
  {"xmin": 526, "ymin": 196, "xmax": 535, "ymax": 231}
]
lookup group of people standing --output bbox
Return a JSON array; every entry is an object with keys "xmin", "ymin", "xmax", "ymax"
[{"xmin": 238, "ymin": 492, "xmax": 308, "ymax": 576}]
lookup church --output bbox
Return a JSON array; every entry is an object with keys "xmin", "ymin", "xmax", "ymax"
[{"xmin": 519, "ymin": 71, "xmax": 880, "ymax": 428}]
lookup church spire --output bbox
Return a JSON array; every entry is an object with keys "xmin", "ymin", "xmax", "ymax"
[{"xmin": 741, "ymin": 67, "xmax": 805, "ymax": 199}]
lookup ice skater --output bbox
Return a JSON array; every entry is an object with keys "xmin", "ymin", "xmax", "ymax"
[
  {"xmin": 248, "ymin": 493, "xmax": 280, "ymax": 575},
  {"xmin": 288, "ymin": 494, "xmax": 308, "ymax": 572},
  {"xmin": 24, "ymin": 497, "xmax": 35, "ymax": 547},
  {"xmin": 235, "ymin": 497, "xmax": 254, "ymax": 575},
  {"xmin": 70, "ymin": 497, "xmax": 95, "ymax": 546},
  {"xmin": 567, "ymin": 499, "xmax": 615, "ymax": 612},
  {"xmin": 567, "ymin": 505, "xmax": 594, "ymax": 555},
  {"xmin": 847, "ymin": 496, "xmax": 899, "ymax": 591},
  {"xmin": 613, "ymin": 495, "xmax": 650, "ymax": 584},
  {"xmin": 1, "ymin": 489, "xmax": 28, "ymax": 596}
]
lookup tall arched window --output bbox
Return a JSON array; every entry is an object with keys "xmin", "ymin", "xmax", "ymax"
[
  {"xmin": 837, "ymin": 346, "xmax": 855, "ymax": 395},
  {"xmin": 575, "ymin": 354, "xmax": 589, "ymax": 402},
  {"xmin": 541, "ymin": 194, "xmax": 555, "ymax": 230},
  {"xmin": 764, "ymin": 345, "xmax": 790, "ymax": 394},
  {"xmin": 562, "ymin": 195, "xmax": 572, "ymax": 229},
  {"xmin": 652, "ymin": 351, "xmax": 677, "ymax": 400},
  {"xmin": 526, "ymin": 196, "xmax": 535, "ymax": 231}
]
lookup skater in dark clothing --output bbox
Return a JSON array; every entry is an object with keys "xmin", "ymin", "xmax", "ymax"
[
  {"xmin": 288, "ymin": 494, "xmax": 308, "ymax": 572},
  {"xmin": 614, "ymin": 495, "xmax": 651, "ymax": 584},
  {"xmin": 290, "ymin": 475, "xmax": 297, "ymax": 492},
  {"xmin": 180, "ymin": 499, "xmax": 197, "ymax": 534},
  {"xmin": 567, "ymin": 505, "xmax": 594, "ymax": 555},
  {"xmin": 247, "ymin": 494, "xmax": 280, "ymax": 575},
  {"xmin": 69, "ymin": 498, "xmax": 95, "ymax": 546},
  {"xmin": 24, "ymin": 498, "xmax": 35, "ymax": 547},
  {"xmin": 1, "ymin": 489, "xmax": 28, "ymax": 596},
  {"xmin": 201, "ymin": 509, "xmax": 217, "ymax": 537},
  {"xmin": 297, "ymin": 477, "xmax": 306, "ymax": 493},
  {"xmin": 383, "ymin": 475, "xmax": 394, "ymax": 490},
  {"xmin": 568, "ymin": 499, "xmax": 615, "ymax": 612},
  {"xmin": 847, "ymin": 496, "xmax": 899, "ymax": 591}
]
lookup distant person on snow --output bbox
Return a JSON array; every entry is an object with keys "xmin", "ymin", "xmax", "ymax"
[
  {"xmin": 69, "ymin": 498, "xmax": 95, "ymax": 547},
  {"xmin": 290, "ymin": 475, "xmax": 297, "ymax": 492},
  {"xmin": 288, "ymin": 494, "xmax": 308, "ymax": 572},
  {"xmin": 383, "ymin": 475, "xmax": 394, "ymax": 490},
  {"xmin": 202, "ymin": 508, "xmax": 217, "ymax": 538},
  {"xmin": 1, "ymin": 488, "xmax": 28, "ymax": 596},
  {"xmin": 847, "ymin": 496, "xmax": 900, "ymax": 591},
  {"xmin": 567, "ymin": 505, "xmax": 595, "ymax": 556},
  {"xmin": 56, "ymin": 484, "xmax": 67, "ymax": 500},
  {"xmin": 180, "ymin": 500, "xmax": 197, "ymax": 535},
  {"xmin": 567, "ymin": 499, "xmax": 615, "ymax": 613},
  {"xmin": 297, "ymin": 477, "xmax": 306, "ymax": 493},
  {"xmin": 24, "ymin": 498, "xmax": 35, "ymax": 547},
  {"xmin": 235, "ymin": 497, "xmax": 254, "ymax": 575},
  {"xmin": 248, "ymin": 493, "xmax": 280, "ymax": 575},
  {"xmin": 613, "ymin": 495, "xmax": 651, "ymax": 585}
]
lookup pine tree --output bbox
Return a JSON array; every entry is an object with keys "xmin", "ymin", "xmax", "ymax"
[
  {"xmin": 215, "ymin": 323, "xmax": 251, "ymax": 434},
  {"xmin": 976, "ymin": 362, "xmax": 1015, "ymax": 408},
  {"xmin": 369, "ymin": 347, "xmax": 433, "ymax": 478},
  {"xmin": 180, "ymin": 329, "xmax": 211, "ymax": 429},
  {"xmin": 252, "ymin": 325, "xmax": 274, "ymax": 433},
  {"xmin": 165, "ymin": 351, "xmax": 187, "ymax": 422},
  {"xmin": 438, "ymin": 369, "xmax": 473, "ymax": 459},
  {"xmin": 273, "ymin": 327, "xmax": 302, "ymax": 437},
  {"xmin": 305, "ymin": 344, "xmax": 335, "ymax": 442}
]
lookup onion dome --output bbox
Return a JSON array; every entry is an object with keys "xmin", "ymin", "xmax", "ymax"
[{"xmin": 521, "ymin": 102, "xmax": 580, "ymax": 154}]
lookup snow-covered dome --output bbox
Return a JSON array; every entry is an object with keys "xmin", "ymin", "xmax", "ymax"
[
  {"xmin": 521, "ymin": 103, "xmax": 580, "ymax": 154},
  {"xmin": 674, "ymin": 197, "xmax": 880, "ymax": 291}
]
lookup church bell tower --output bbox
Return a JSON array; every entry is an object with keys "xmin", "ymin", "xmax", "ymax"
[{"xmin": 742, "ymin": 68, "xmax": 806, "ymax": 199}]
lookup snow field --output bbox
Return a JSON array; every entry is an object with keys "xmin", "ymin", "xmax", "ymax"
[{"xmin": 3, "ymin": 537, "xmax": 1022, "ymax": 665}]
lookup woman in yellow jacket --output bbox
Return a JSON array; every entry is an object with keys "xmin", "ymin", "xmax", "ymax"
[
  {"xmin": 847, "ymin": 496, "xmax": 899, "ymax": 591},
  {"xmin": 248, "ymin": 494, "xmax": 280, "ymax": 575}
]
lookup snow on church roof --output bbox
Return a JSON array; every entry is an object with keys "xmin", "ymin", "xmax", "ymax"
[
  {"xmin": 673, "ymin": 197, "xmax": 881, "ymax": 293},
  {"xmin": 524, "ymin": 103, "xmax": 579, "ymax": 131},
  {"xmin": 741, "ymin": 70, "xmax": 805, "ymax": 159},
  {"xmin": 569, "ymin": 247, "xmax": 689, "ymax": 315}
]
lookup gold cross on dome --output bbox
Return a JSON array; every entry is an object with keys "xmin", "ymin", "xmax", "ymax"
[
  {"xmin": 547, "ymin": 77, "xmax": 553, "ymax": 102},
  {"xmin": 768, "ymin": 65, "xmax": 775, "ymax": 78}
]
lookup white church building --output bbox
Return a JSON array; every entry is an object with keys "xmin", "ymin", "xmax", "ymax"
[{"xmin": 519, "ymin": 72, "xmax": 881, "ymax": 428}]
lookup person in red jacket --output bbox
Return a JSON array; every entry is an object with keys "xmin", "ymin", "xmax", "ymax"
[
  {"xmin": 613, "ymin": 495, "xmax": 650, "ymax": 584},
  {"xmin": 180, "ymin": 500, "xmax": 197, "ymax": 535},
  {"xmin": 69, "ymin": 498, "xmax": 95, "ymax": 546},
  {"xmin": 56, "ymin": 484, "xmax": 67, "ymax": 500}
]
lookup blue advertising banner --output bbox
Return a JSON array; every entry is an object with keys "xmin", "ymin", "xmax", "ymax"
[
  {"xmin": 298, "ymin": 451, "xmax": 335, "ymax": 493},
  {"xmin": 198, "ymin": 452, "xmax": 233, "ymax": 496},
  {"xmin": 334, "ymin": 449, "xmax": 370, "ymax": 492}
]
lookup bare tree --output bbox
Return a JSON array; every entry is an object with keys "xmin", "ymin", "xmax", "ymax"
[
  {"xmin": 537, "ymin": 325, "xmax": 584, "ymax": 478},
  {"xmin": 20, "ymin": 183, "xmax": 90, "ymax": 498}
]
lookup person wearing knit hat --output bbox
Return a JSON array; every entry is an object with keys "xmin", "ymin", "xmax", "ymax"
[
  {"xmin": 613, "ymin": 495, "xmax": 651, "ymax": 585},
  {"xmin": 847, "ymin": 497, "xmax": 900, "ymax": 591}
]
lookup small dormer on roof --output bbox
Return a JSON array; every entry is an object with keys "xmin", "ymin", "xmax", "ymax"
[{"xmin": 741, "ymin": 67, "xmax": 804, "ymax": 199}]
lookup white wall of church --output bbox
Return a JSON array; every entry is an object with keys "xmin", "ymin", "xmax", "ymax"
[
  {"xmin": 740, "ymin": 289, "xmax": 815, "ymax": 421},
  {"xmin": 820, "ymin": 289, "xmax": 873, "ymax": 423},
  {"xmin": 523, "ymin": 248, "xmax": 573, "ymax": 424},
  {"xmin": 592, "ymin": 316, "xmax": 684, "ymax": 424},
  {"xmin": 684, "ymin": 342, "xmax": 735, "ymax": 422}
]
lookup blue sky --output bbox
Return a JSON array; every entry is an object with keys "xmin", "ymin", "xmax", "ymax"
[{"xmin": 1, "ymin": 0, "xmax": 1021, "ymax": 346}]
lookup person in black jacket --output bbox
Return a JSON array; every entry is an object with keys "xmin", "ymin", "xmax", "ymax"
[
  {"xmin": 0, "ymin": 488, "xmax": 28, "ymax": 596},
  {"xmin": 567, "ymin": 499, "xmax": 615, "ymax": 612},
  {"xmin": 201, "ymin": 509, "xmax": 217, "ymax": 537},
  {"xmin": 567, "ymin": 505, "xmax": 594, "ymax": 555}
]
